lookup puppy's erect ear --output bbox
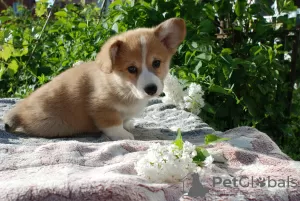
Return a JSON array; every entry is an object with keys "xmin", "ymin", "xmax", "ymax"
[
  {"xmin": 154, "ymin": 18, "xmax": 186, "ymax": 54},
  {"xmin": 96, "ymin": 39, "xmax": 122, "ymax": 73}
]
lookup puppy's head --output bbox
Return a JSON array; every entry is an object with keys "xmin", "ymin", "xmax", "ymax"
[{"xmin": 96, "ymin": 18, "xmax": 186, "ymax": 99}]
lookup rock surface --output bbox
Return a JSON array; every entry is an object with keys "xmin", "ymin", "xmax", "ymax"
[{"xmin": 0, "ymin": 98, "xmax": 299, "ymax": 201}]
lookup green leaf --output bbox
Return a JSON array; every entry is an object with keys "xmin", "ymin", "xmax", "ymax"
[
  {"xmin": 202, "ymin": 103, "xmax": 216, "ymax": 114},
  {"xmin": 191, "ymin": 42, "xmax": 198, "ymax": 49},
  {"xmin": 0, "ymin": 16, "xmax": 10, "ymax": 24},
  {"xmin": 274, "ymin": 44, "xmax": 283, "ymax": 50},
  {"xmin": 257, "ymin": 85, "xmax": 267, "ymax": 95},
  {"xmin": 177, "ymin": 69, "xmax": 187, "ymax": 79},
  {"xmin": 37, "ymin": 74, "xmax": 46, "ymax": 84},
  {"xmin": 250, "ymin": 46, "xmax": 262, "ymax": 56},
  {"xmin": 203, "ymin": 3, "xmax": 215, "ymax": 21},
  {"xmin": 173, "ymin": 128, "xmax": 183, "ymax": 150},
  {"xmin": 249, "ymin": 4, "xmax": 259, "ymax": 14},
  {"xmin": 185, "ymin": 51, "xmax": 193, "ymax": 65},
  {"xmin": 220, "ymin": 54, "xmax": 233, "ymax": 65},
  {"xmin": 235, "ymin": 0, "xmax": 247, "ymax": 17},
  {"xmin": 185, "ymin": 51, "xmax": 191, "ymax": 64},
  {"xmin": 209, "ymin": 84, "xmax": 229, "ymax": 95},
  {"xmin": 278, "ymin": 0, "xmax": 297, "ymax": 13},
  {"xmin": 193, "ymin": 146, "xmax": 210, "ymax": 165},
  {"xmin": 7, "ymin": 60, "xmax": 19, "ymax": 76},
  {"xmin": 35, "ymin": 0, "xmax": 48, "ymax": 17},
  {"xmin": 194, "ymin": 60, "xmax": 202, "ymax": 75},
  {"xmin": 0, "ymin": 43, "xmax": 13, "ymax": 61},
  {"xmin": 205, "ymin": 134, "xmax": 229, "ymax": 145},
  {"xmin": 112, "ymin": 23, "xmax": 119, "ymax": 33},
  {"xmin": 221, "ymin": 48, "xmax": 233, "ymax": 55},
  {"xmin": 0, "ymin": 63, "xmax": 5, "ymax": 80},
  {"xmin": 243, "ymin": 95, "xmax": 257, "ymax": 116},
  {"xmin": 268, "ymin": 47, "xmax": 273, "ymax": 63},
  {"xmin": 0, "ymin": 30, "xmax": 4, "ymax": 44},
  {"xmin": 78, "ymin": 23, "xmax": 87, "ymax": 28},
  {"xmin": 55, "ymin": 11, "xmax": 68, "ymax": 17},
  {"xmin": 222, "ymin": 65, "xmax": 230, "ymax": 79},
  {"xmin": 234, "ymin": 26, "xmax": 243, "ymax": 31},
  {"xmin": 199, "ymin": 19, "xmax": 215, "ymax": 33},
  {"xmin": 196, "ymin": 53, "xmax": 212, "ymax": 61}
]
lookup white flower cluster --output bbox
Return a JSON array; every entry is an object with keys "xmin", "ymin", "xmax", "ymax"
[
  {"xmin": 135, "ymin": 142, "xmax": 198, "ymax": 183},
  {"xmin": 284, "ymin": 52, "xmax": 291, "ymax": 62},
  {"xmin": 163, "ymin": 73, "xmax": 205, "ymax": 115},
  {"xmin": 162, "ymin": 73, "xmax": 186, "ymax": 109},
  {"xmin": 203, "ymin": 155, "xmax": 214, "ymax": 169},
  {"xmin": 184, "ymin": 83, "xmax": 205, "ymax": 115},
  {"xmin": 135, "ymin": 142, "xmax": 214, "ymax": 183}
]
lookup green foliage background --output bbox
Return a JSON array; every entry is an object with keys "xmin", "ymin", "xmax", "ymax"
[{"xmin": 1, "ymin": 0, "xmax": 300, "ymax": 159}]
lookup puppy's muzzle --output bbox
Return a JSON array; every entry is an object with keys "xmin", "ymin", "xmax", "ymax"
[{"xmin": 144, "ymin": 84, "xmax": 157, "ymax": 96}]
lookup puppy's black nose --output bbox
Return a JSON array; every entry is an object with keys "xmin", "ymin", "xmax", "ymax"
[{"xmin": 144, "ymin": 84, "xmax": 157, "ymax": 95}]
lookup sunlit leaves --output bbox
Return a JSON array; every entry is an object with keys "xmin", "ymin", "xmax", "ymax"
[
  {"xmin": 277, "ymin": 0, "xmax": 297, "ymax": 13},
  {"xmin": 205, "ymin": 134, "xmax": 229, "ymax": 145},
  {"xmin": 7, "ymin": 60, "xmax": 19, "ymax": 76},
  {"xmin": 0, "ymin": 3, "xmax": 108, "ymax": 97},
  {"xmin": 0, "ymin": 63, "xmax": 5, "ymax": 80},
  {"xmin": 35, "ymin": 0, "xmax": 48, "ymax": 17},
  {"xmin": 173, "ymin": 128, "xmax": 183, "ymax": 150},
  {"xmin": 0, "ymin": 43, "xmax": 13, "ymax": 61},
  {"xmin": 55, "ymin": 11, "xmax": 68, "ymax": 18}
]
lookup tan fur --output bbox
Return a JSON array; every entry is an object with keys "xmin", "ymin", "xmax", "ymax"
[{"xmin": 3, "ymin": 18, "xmax": 186, "ymax": 139}]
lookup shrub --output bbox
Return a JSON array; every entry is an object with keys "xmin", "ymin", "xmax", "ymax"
[
  {"xmin": 0, "ymin": 2, "xmax": 112, "ymax": 97},
  {"xmin": 0, "ymin": 0, "xmax": 300, "ymax": 159}
]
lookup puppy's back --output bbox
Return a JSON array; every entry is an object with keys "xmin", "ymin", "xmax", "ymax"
[{"xmin": 3, "ymin": 62, "xmax": 99, "ymax": 137}]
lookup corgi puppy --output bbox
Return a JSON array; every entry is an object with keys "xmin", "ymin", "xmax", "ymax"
[{"xmin": 3, "ymin": 18, "xmax": 186, "ymax": 140}]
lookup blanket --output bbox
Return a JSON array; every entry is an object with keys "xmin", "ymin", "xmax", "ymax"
[{"xmin": 0, "ymin": 98, "xmax": 299, "ymax": 201}]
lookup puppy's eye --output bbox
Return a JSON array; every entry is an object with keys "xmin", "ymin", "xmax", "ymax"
[
  {"xmin": 128, "ymin": 66, "xmax": 138, "ymax": 74},
  {"xmin": 152, "ymin": 60, "xmax": 161, "ymax": 68}
]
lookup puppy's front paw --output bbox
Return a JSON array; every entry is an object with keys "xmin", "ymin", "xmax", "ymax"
[
  {"xmin": 123, "ymin": 119, "xmax": 135, "ymax": 131},
  {"xmin": 102, "ymin": 125, "xmax": 135, "ymax": 141},
  {"xmin": 109, "ymin": 131, "xmax": 134, "ymax": 141}
]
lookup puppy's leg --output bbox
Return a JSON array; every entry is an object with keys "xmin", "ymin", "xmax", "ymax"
[
  {"xmin": 102, "ymin": 125, "xmax": 134, "ymax": 141},
  {"xmin": 93, "ymin": 110, "xmax": 134, "ymax": 141},
  {"xmin": 3, "ymin": 105, "xmax": 23, "ymax": 133},
  {"xmin": 123, "ymin": 119, "xmax": 135, "ymax": 131},
  {"xmin": 20, "ymin": 116, "xmax": 76, "ymax": 137}
]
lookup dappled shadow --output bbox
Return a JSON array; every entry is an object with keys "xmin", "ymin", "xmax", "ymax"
[
  {"xmin": 0, "ymin": 124, "xmax": 210, "ymax": 145},
  {"xmin": 0, "ymin": 129, "xmax": 20, "ymax": 144},
  {"xmin": 0, "ymin": 129, "xmax": 108, "ymax": 144}
]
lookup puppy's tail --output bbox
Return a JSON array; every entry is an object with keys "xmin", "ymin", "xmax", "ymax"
[{"xmin": 3, "ymin": 107, "xmax": 21, "ymax": 133}]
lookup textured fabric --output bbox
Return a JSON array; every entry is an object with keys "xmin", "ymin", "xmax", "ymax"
[
  {"xmin": 0, "ymin": 98, "xmax": 215, "ymax": 144},
  {"xmin": 0, "ymin": 99, "xmax": 300, "ymax": 201}
]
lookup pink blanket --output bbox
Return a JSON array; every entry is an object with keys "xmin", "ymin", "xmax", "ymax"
[
  {"xmin": 0, "ymin": 99, "xmax": 299, "ymax": 200},
  {"xmin": 1, "ymin": 127, "xmax": 300, "ymax": 201}
]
